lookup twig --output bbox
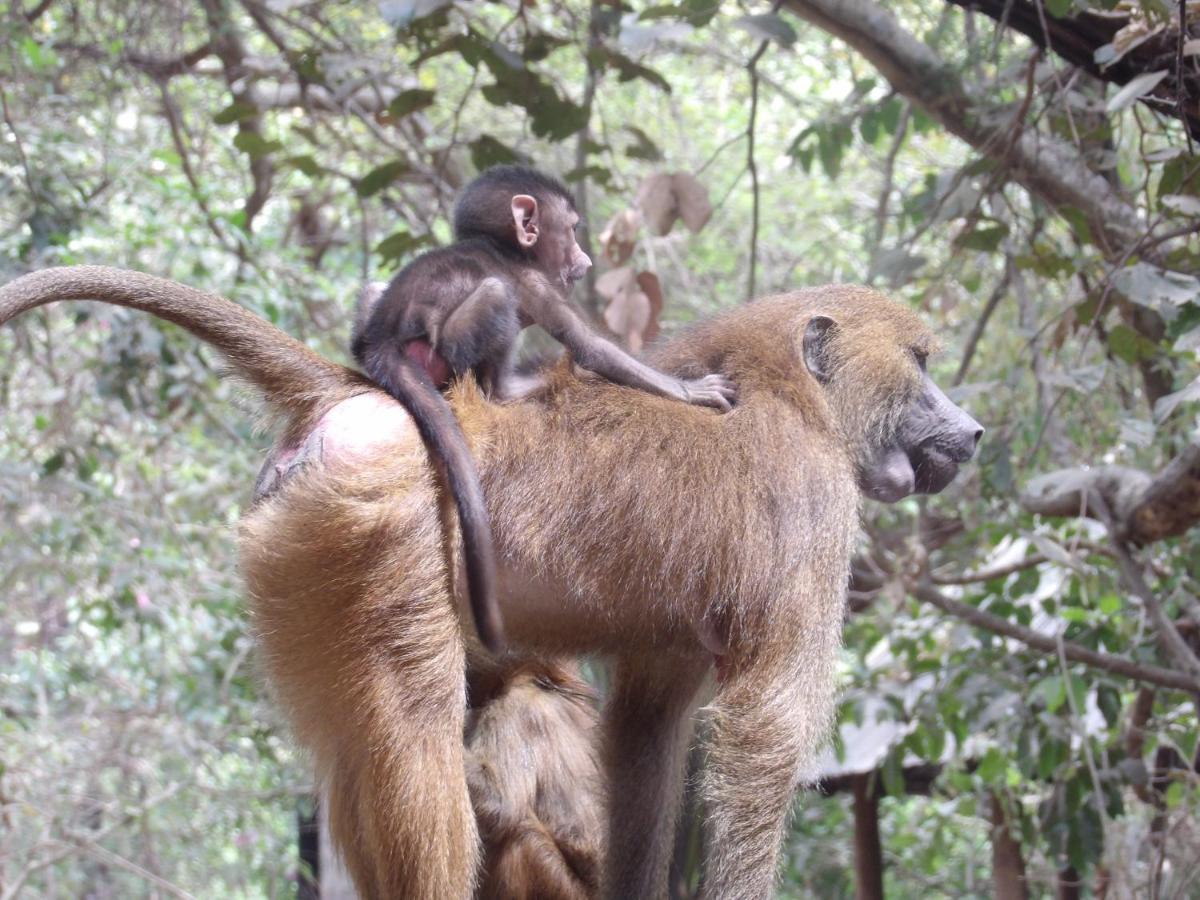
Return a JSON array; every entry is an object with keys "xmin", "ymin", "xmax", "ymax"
[
  {"xmin": 572, "ymin": 0, "xmax": 604, "ymax": 315},
  {"xmin": 53, "ymin": 838, "xmax": 197, "ymax": 899},
  {"xmin": 869, "ymin": 101, "xmax": 910, "ymax": 257},
  {"xmin": 954, "ymin": 256, "xmax": 1012, "ymax": 385},
  {"xmin": 157, "ymin": 82, "xmax": 236, "ymax": 253},
  {"xmin": 1180, "ymin": 0, "xmax": 1196, "ymax": 152},
  {"xmin": 745, "ymin": 1, "xmax": 784, "ymax": 300},
  {"xmin": 1055, "ymin": 633, "xmax": 1111, "ymax": 836},
  {"xmin": 1032, "ymin": 0, "xmax": 1081, "ymax": 146}
]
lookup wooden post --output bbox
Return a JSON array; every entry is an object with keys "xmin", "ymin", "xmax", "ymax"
[{"xmin": 851, "ymin": 773, "xmax": 884, "ymax": 900}]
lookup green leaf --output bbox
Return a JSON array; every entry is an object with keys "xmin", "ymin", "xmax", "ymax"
[
  {"xmin": 523, "ymin": 32, "xmax": 570, "ymax": 62},
  {"xmin": 1036, "ymin": 675, "xmax": 1067, "ymax": 712},
  {"xmin": 388, "ymin": 89, "xmax": 436, "ymax": 119},
  {"xmin": 1097, "ymin": 594, "xmax": 1121, "ymax": 615},
  {"xmin": 957, "ymin": 223, "xmax": 1009, "ymax": 252},
  {"xmin": 530, "ymin": 97, "xmax": 590, "ymax": 141},
  {"xmin": 1059, "ymin": 207, "xmax": 1093, "ymax": 244},
  {"xmin": 640, "ymin": 0, "xmax": 720, "ymax": 27},
  {"xmin": 977, "ymin": 747, "xmax": 1007, "ymax": 782},
  {"xmin": 1106, "ymin": 324, "xmax": 1156, "ymax": 364},
  {"xmin": 232, "ymin": 132, "xmax": 282, "ymax": 159},
  {"xmin": 282, "ymin": 155, "xmax": 322, "ymax": 177},
  {"xmin": 878, "ymin": 97, "xmax": 903, "ymax": 135},
  {"xmin": 733, "ymin": 13, "xmax": 798, "ymax": 47},
  {"xmin": 375, "ymin": 230, "xmax": 434, "ymax": 264},
  {"xmin": 624, "ymin": 126, "xmax": 663, "ymax": 162},
  {"xmin": 859, "ymin": 110, "xmax": 880, "ymax": 145},
  {"xmin": 1154, "ymin": 375, "xmax": 1200, "ymax": 423},
  {"xmin": 1113, "ymin": 262, "xmax": 1200, "ymax": 308},
  {"xmin": 356, "ymin": 160, "xmax": 410, "ymax": 198},
  {"xmin": 1106, "ymin": 70, "xmax": 1169, "ymax": 114},
  {"xmin": 213, "ymin": 101, "xmax": 258, "ymax": 125},
  {"xmin": 21, "ymin": 37, "xmax": 59, "ymax": 72},
  {"xmin": 1045, "ymin": 0, "xmax": 1073, "ymax": 16},
  {"xmin": 379, "ymin": 0, "xmax": 454, "ymax": 29},
  {"xmin": 607, "ymin": 52, "xmax": 672, "ymax": 93},
  {"xmin": 469, "ymin": 135, "xmax": 520, "ymax": 170},
  {"xmin": 1097, "ymin": 685, "xmax": 1121, "ymax": 726}
]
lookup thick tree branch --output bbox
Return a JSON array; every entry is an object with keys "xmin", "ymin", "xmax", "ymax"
[
  {"xmin": 946, "ymin": 0, "xmax": 1200, "ymax": 138},
  {"xmin": 784, "ymin": 0, "xmax": 1147, "ymax": 257},
  {"xmin": 910, "ymin": 579, "xmax": 1200, "ymax": 694},
  {"xmin": 199, "ymin": 0, "xmax": 274, "ymax": 234},
  {"xmin": 1021, "ymin": 442, "xmax": 1200, "ymax": 544}
]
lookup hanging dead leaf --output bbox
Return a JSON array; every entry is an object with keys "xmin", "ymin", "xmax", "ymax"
[
  {"xmin": 604, "ymin": 286, "xmax": 651, "ymax": 353},
  {"xmin": 671, "ymin": 172, "xmax": 712, "ymax": 233},
  {"xmin": 600, "ymin": 266, "xmax": 652, "ymax": 352},
  {"xmin": 635, "ymin": 271, "xmax": 664, "ymax": 343},
  {"xmin": 596, "ymin": 265, "xmax": 638, "ymax": 301},
  {"xmin": 598, "ymin": 208, "xmax": 642, "ymax": 265},
  {"xmin": 637, "ymin": 172, "xmax": 678, "ymax": 235}
]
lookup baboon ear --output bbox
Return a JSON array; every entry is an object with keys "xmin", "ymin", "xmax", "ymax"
[
  {"xmin": 802, "ymin": 315, "xmax": 838, "ymax": 384},
  {"xmin": 511, "ymin": 194, "xmax": 540, "ymax": 248}
]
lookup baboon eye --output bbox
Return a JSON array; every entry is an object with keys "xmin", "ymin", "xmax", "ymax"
[{"xmin": 912, "ymin": 349, "xmax": 928, "ymax": 369}]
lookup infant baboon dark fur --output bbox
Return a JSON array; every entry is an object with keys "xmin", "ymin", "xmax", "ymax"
[{"xmin": 350, "ymin": 165, "xmax": 734, "ymax": 653}]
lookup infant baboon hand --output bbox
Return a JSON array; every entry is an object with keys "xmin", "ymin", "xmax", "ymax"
[{"xmin": 681, "ymin": 374, "xmax": 737, "ymax": 412}]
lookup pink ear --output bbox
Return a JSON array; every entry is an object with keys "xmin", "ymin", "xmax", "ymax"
[{"xmin": 511, "ymin": 194, "xmax": 539, "ymax": 248}]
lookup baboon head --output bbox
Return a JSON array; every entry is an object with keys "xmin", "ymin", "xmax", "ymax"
[{"xmin": 797, "ymin": 286, "xmax": 983, "ymax": 502}]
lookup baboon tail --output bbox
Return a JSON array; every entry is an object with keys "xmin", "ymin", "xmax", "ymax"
[
  {"xmin": 363, "ymin": 340, "xmax": 505, "ymax": 654},
  {"xmin": 0, "ymin": 265, "xmax": 363, "ymax": 424}
]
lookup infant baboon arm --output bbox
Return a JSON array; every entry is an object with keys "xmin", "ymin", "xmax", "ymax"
[{"xmin": 535, "ymin": 301, "xmax": 736, "ymax": 412}]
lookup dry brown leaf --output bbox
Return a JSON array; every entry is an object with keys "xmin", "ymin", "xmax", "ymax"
[
  {"xmin": 671, "ymin": 172, "xmax": 713, "ymax": 233},
  {"xmin": 604, "ymin": 288, "xmax": 651, "ymax": 353},
  {"xmin": 635, "ymin": 271, "xmax": 664, "ymax": 343},
  {"xmin": 596, "ymin": 265, "xmax": 638, "ymax": 300},
  {"xmin": 601, "ymin": 267, "xmax": 652, "ymax": 352},
  {"xmin": 637, "ymin": 173, "xmax": 678, "ymax": 236},
  {"xmin": 598, "ymin": 208, "xmax": 642, "ymax": 265}
]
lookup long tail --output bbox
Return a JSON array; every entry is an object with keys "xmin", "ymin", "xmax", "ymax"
[
  {"xmin": 0, "ymin": 266, "xmax": 363, "ymax": 427},
  {"xmin": 362, "ymin": 339, "xmax": 505, "ymax": 654}
]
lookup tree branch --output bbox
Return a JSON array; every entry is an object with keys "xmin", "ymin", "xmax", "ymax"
[
  {"xmin": 1021, "ymin": 442, "xmax": 1200, "ymax": 544},
  {"xmin": 910, "ymin": 579, "xmax": 1200, "ymax": 694},
  {"xmin": 784, "ymin": 0, "xmax": 1149, "ymax": 259},
  {"xmin": 945, "ymin": 0, "xmax": 1200, "ymax": 138},
  {"xmin": 199, "ymin": 0, "xmax": 274, "ymax": 235}
]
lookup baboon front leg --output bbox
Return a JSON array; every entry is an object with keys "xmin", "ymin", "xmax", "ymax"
[
  {"xmin": 698, "ymin": 620, "xmax": 843, "ymax": 900},
  {"xmin": 603, "ymin": 655, "xmax": 709, "ymax": 900}
]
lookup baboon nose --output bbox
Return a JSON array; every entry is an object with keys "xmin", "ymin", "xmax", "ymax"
[{"xmin": 951, "ymin": 421, "xmax": 984, "ymax": 462}]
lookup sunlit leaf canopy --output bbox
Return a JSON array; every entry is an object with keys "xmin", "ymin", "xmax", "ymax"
[{"xmin": 1, "ymin": 0, "xmax": 1198, "ymax": 896}]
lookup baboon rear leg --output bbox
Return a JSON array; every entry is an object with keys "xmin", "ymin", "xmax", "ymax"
[
  {"xmin": 436, "ymin": 276, "xmax": 520, "ymax": 393},
  {"xmin": 321, "ymin": 665, "xmax": 480, "ymax": 900},
  {"xmin": 602, "ymin": 655, "xmax": 709, "ymax": 899}
]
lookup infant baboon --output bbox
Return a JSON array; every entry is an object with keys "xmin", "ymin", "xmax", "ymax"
[{"xmin": 351, "ymin": 166, "xmax": 735, "ymax": 652}]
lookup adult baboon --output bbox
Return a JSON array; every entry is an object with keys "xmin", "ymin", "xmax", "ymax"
[{"xmin": 1, "ymin": 267, "xmax": 980, "ymax": 899}]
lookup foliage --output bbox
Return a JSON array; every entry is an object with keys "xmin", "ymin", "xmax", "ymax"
[{"xmin": 1, "ymin": 0, "xmax": 1198, "ymax": 896}]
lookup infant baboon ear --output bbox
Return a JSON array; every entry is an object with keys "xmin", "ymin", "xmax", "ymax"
[{"xmin": 802, "ymin": 315, "xmax": 838, "ymax": 384}]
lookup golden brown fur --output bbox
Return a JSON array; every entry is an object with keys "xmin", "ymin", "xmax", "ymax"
[
  {"xmin": 242, "ymin": 287, "xmax": 943, "ymax": 898},
  {"xmin": 466, "ymin": 659, "xmax": 605, "ymax": 899},
  {"xmin": 1, "ymin": 268, "xmax": 960, "ymax": 899}
]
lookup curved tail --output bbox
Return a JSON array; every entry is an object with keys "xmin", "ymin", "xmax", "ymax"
[
  {"xmin": 0, "ymin": 266, "xmax": 362, "ymax": 425},
  {"xmin": 361, "ymin": 340, "xmax": 505, "ymax": 654}
]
